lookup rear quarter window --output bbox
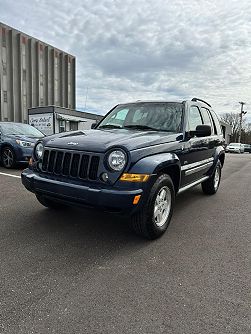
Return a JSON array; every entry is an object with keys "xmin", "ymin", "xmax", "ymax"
[
  {"xmin": 209, "ymin": 110, "xmax": 222, "ymax": 135},
  {"xmin": 200, "ymin": 107, "xmax": 212, "ymax": 127}
]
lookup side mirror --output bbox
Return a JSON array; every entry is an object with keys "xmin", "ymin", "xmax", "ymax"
[
  {"xmin": 194, "ymin": 125, "xmax": 211, "ymax": 137},
  {"xmin": 91, "ymin": 123, "xmax": 97, "ymax": 129}
]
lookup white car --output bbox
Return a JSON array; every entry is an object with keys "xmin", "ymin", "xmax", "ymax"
[{"xmin": 226, "ymin": 142, "xmax": 245, "ymax": 153}]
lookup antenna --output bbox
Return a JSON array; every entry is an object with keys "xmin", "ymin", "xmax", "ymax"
[{"xmin": 84, "ymin": 86, "xmax": 89, "ymax": 111}]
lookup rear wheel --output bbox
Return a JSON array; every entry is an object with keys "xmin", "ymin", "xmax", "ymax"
[
  {"xmin": 201, "ymin": 161, "xmax": 222, "ymax": 195},
  {"xmin": 131, "ymin": 174, "xmax": 175, "ymax": 240},
  {"xmin": 36, "ymin": 194, "xmax": 67, "ymax": 209},
  {"xmin": 1, "ymin": 147, "xmax": 16, "ymax": 168}
]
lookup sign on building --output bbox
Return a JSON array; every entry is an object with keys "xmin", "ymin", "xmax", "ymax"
[{"xmin": 28, "ymin": 113, "xmax": 54, "ymax": 136}]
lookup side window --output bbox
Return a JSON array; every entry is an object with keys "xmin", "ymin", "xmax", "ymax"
[
  {"xmin": 200, "ymin": 107, "xmax": 212, "ymax": 127},
  {"xmin": 210, "ymin": 110, "xmax": 222, "ymax": 135},
  {"xmin": 188, "ymin": 106, "xmax": 203, "ymax": 131}
]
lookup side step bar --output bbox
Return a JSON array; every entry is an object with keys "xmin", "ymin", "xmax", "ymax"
[{"xmin": 178, "ymin": 176, "xmax": 209, "ymax": 195}]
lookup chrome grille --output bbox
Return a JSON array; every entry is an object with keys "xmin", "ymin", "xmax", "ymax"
[{"xmin": 41, "ymin": 149, "xmax": 100, "ymax": 181}]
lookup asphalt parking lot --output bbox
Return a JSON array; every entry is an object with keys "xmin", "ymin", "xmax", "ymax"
[{"xmin": 0, "ymin": 154, "xmax": 250, "ymax": 334}]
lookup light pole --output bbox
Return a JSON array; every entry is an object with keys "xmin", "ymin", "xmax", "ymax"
[{"xmin": 238, "ymin": 102, "xmax": 247, "ymax": 143}]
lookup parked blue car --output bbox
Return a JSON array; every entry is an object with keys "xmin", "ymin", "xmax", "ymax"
[{"xmin": 0, "ymin": 122, "xmax": 44, "ymax": 168}]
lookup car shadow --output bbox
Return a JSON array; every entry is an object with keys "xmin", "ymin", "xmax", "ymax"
[
  {"xmin": 23, "ymin": 185, "xmax": 204, "ymax": 243},
  {"xmin": 9, "ymin": 184, "xmax": 213, "ymax": 276}
]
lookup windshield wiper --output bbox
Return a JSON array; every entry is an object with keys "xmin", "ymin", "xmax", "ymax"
[
  {"xmin": 124, "ymin": 125, "xmax": 159, "ymax": 131},
  {"xmin": 98, "ymin": 124, "xmax": 122, "ymax": 129}
]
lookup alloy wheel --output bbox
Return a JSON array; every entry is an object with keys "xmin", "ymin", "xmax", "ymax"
[
  {"xmin": 214, "ymin": 166, "xmax": 220, "ymax": 190},
  {"xmin": 154, "ymin": 186, "xmax": 172, "ymax": 227},
  {"xmin": 2, "ymin": 148, "xmax": 14, "ymax": 168}
]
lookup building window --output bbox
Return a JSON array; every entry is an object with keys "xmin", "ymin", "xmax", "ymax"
[
  {"xmin": 2, "ymin": 30, "xmax": 6, "ymax": 47},
  {"xmin": 59, "ymin": 120, "xmax": 66, "ymax": 133},
  {"xmin": 23, "ymin": 69, "xmax": 26, "ymax": 81},
  {"xmin": 54, "ymin": 56, "xmax": 59, "ymax": 105},
  {"xmin": 23, "ymin": 95, "xmax": 27, "ymax": 108},
  {"xmin": 3, "ymin": 91, "xmax": 7, "ymax": 103},
  {"xmin": 2, "ymin": 62, "xmax": 7, "ymax": 75},
  {"xmin": 40, "ymin": 73, "xmax": 44, "ymax": 86},
  {"xmin": 69, "ymin": 121, "xmax": 78, "ymax": 131}
]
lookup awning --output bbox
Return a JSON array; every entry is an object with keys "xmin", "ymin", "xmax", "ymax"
[{"xmin": 56, "ymin": 113, "xmax": 87, "ymax": 122}]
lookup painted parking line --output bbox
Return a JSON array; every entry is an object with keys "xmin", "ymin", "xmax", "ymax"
[{"xmin": 0, "ymin": 172, "xmax": 21, "ymax": 179}]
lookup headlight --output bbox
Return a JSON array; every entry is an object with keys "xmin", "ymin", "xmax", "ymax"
[
  {"xmin": 34, "ymin": 142, "xmax": 44, "ymax": 159},
  {"xmin": 107, "ymin": 150, "xmax": 127, "ymax": 171},
  {"xmin": 16, "ymin": 140, "xmax": 35, "ymax": 147}
]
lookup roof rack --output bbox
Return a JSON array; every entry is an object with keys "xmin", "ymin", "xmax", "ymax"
[{"xmin": 191, "ymin": 98, "xmax": 211, "ymax": 108}]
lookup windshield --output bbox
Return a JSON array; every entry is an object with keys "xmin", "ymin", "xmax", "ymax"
[
  {"xmin": 1, "ymin": 123, "xmax": 44, "ymax": 138},
  {"xmin": 97, "ymin": 102, "xmax": 183, "ymax": 132}
]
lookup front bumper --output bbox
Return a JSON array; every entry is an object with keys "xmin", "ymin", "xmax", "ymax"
[
  {"xmin": 227, "ymin": 148, "xmax": 240, "ymax": 153},
  {"xmin": 15, "ymin": 146, "xmax": 33, "ymax": 163},
  {"xmin": 21, "ymin": 169, "xmax": 145, "ymax": 214}
]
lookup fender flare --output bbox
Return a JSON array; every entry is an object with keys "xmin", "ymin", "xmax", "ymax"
[
  {"xmin": 215, "ymin": 146, "xmax": 225, "ymax": 166},
  {"xmin": 128, "ymin": 152, "xmax": 181, "ymax": 175}
]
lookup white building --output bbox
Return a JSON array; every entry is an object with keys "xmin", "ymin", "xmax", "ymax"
[
  {"xmin": 28, "ymin": 106, "xmax": 103, "ymax": 136},
  {"xmin": 0, "ymin": 22, "xmax": 75, "ymax": 123}
]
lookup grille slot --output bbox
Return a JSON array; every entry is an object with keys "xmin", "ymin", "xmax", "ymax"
[
  {"xmin": 79, "ymin": 155, "xmax": 90, "ymax": 179},
  {"xmin": 54, "ymin": 152, "xmax": 64, "ymax": 174},
  {"xmin": 42, "ymin": 150, "xmax": 49, "ymax": 171},
  {"xmin": 62, "ymin": 153, "xmax": 71, "ymax": 175},
  {"xmin": 70, "ymin": 154, "xmax": 80, "ymax": 177},
  {"xmin": 48, "ymin": 151, "xmax": 56, "ymax": 172},
  {"xmin": 89, "ymin": 156, "xmax": 100, "ymax": 180},
  {"xmin": 41, "ymin": 149, "xmax": 100, "ymax": 181}
]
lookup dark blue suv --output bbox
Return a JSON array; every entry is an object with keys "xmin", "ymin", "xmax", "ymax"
[
  {"xmin": 22, "ymin": 99, "xmax": 225, "ymax": 239},
  {"xmin": 0, "ymin": 122, "xmax": 44, "ymax": 168}
]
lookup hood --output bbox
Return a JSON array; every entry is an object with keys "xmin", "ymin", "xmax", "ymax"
[
  {"xmin": 43, "ymin": 129, "xmax": 180, "ymax": 152},
  {"xmin": 5, "ymin": 134, "xmax": 42, "ymax": 143}
]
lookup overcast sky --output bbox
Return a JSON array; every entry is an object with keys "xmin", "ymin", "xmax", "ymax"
[{"xmin": 1, "ymin": 0, "xmax": 251, "ymax": 117}]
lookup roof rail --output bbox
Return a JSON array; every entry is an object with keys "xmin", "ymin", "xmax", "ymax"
[{"xmin": 191, "ymin": 98, "xmax": 211, "ymax": 108}]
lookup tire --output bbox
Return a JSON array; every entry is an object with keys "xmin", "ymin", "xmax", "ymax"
[
  {"xmin": 36, "ymin": 194, "xmax": 67, "ymax": 209},
  {"xmin": 1, "ymin": 147, "xmax": 16, "ymax": 168},
  {"xmin": 201, "ymin": 161, "xmax": 222, "ymax": 195},
  {"xmin": 131, "ymin": 174, "xmax": 175, "ymax": 240}
]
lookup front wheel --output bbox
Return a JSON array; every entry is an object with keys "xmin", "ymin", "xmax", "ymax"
[
  {"xmin": 131, "ymin": 174, "xmax": 175, "ymax": 240},
  {"xmin": 201, "ymin": 161, "xmax": 222, "ymax": 195},
  {"xmin": 1, "ymin": 147, "xmax": 16, "ymax": 168}
]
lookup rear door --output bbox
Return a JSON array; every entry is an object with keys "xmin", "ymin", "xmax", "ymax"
[
  {"xmin": 180, "ymin": 104, "xmax": 213, "ymax": 186},
  {"xmin": 200, "ymin": 106, "xmax": 217, "ymax": 158}
]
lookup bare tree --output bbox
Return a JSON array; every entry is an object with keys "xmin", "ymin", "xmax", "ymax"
[
  {"xmin": 243, "ymin": 122, "xmax": 251, "ymax": 144},
  {"xmin": 221, "ymin": 113, "xmax": 240, "ymax": 142}
]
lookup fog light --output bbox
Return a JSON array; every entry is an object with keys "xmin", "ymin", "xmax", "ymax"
[{"xmin": 101, "ymin": 172, "xmax": 109, "ymax": 182}]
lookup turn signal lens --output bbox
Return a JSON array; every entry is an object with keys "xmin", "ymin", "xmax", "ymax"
[
  {"xmin": 29, "ymin": 158, "xmax": 33, "ymax": 166},
  {"xmin": 133, "ymin": 195, "xmax": 141, "ymax": 205},
  {"xmin": 120, "ymin": 173, "xmax": 150, "ymax": 182}
]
